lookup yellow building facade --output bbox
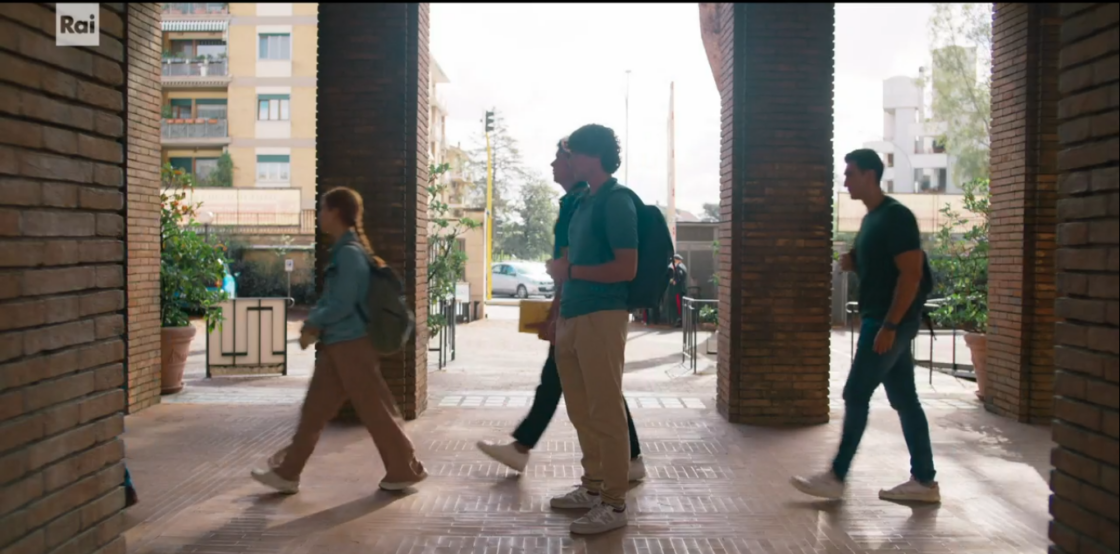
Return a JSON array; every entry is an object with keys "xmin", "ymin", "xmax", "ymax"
[{"xmin": 160, "ymin": 2, "xmax": 319, "ymax": 217}]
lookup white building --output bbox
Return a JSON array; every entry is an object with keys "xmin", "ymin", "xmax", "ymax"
[{"xmin": 863, "ymin": 50, "xmax": 971, "ymax": 195}]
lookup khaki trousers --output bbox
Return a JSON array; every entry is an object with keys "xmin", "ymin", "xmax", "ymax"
[
  {"xmin": 555, "ymin": 310, "xmax": 631, "ymax": 506},
  {"xmin": 271, "ymin": 338, "xmax": 425, "ymax": 483}
]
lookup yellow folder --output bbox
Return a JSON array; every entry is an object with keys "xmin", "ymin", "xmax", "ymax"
[{"xmin": 519, "ymin": 299, "xmax": 553, "ymax": 334}]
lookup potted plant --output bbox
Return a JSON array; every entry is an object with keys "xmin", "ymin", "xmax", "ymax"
[
  {"xmin": 160, "ymin": 164, "xmax": 228, "ymax": 394},
  {"xmin": 161, "ymin": 105, "xmax": 173, "ymax": 119},
  {"xmin": 930, "ymin": 178, "xmax": 989, "ymax": 402}
]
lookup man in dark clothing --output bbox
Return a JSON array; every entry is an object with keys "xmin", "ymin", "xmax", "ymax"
[
  {"xmin": 476, "ymin": 137, "xmax": 645, "ymax": 484},
  {"xmin": 670, "ymin": 254, "xmax": 688, "ymax": 326},
  {"xmin": 790, "ymin": 148, "xmax": 939, "ymax": 504}
]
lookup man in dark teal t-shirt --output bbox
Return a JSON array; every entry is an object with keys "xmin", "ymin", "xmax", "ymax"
[
  {"xmin": 544, "ymin": 124, "xmax": 637, "ymax": 535},
  {"xmin": 791, "ymin": 148, "xmax": 940, "ymax": 505}
]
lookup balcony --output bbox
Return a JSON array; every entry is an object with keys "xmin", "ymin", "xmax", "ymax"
[
  {"xmin": 161, "ymin": 59, "xmax": 231, "ymax": 88},
  {"xmin": 162, "ymin": 3, "xmax": 229, "ymax": 15},
  {"xmin": 162, "ymin": 187, "xmax": 313, "ymax": 234},
  {"xmin": 161, "ymin": 119, "xmax": 230, "ymax": 147}
]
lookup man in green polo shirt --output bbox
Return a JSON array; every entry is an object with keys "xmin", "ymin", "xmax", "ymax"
[
  {"xmin": 475, "ymin": 137, "xmax": 645, "ymax": 483},
  {"xmin": 545, "ymin": 124, "xmax": 638, "ymax": 535},
  {"xmin": 791, "ymin": 148, "xmax": 939, "ymax": 504}
]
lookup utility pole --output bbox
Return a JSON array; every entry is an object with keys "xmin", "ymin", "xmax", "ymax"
[
  {"xmin": 484, "ymin": 110, "xmax": 495, "ymax": 300},
  {"xmin": 667, "ymin": 81, "xmax": 677, "ymax": 248},
  {"xmin": 625, "ymin": 70, "xmax": 631, "ymax": 184}
]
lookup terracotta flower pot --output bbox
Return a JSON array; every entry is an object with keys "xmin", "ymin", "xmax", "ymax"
[
  {"xmin": 963, "ymin": 332, "xmax": 988, "ymax": 402},
  {"xmin": 160, "ymin": 325, "xmax": 197, "ymax": 394}
]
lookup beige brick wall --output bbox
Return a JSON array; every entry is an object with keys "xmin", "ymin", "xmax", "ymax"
[
  {"xmin": 127, "ymin": 4, "xmax": 164, "ymax": 413},
  {"xmin": 0, "ymin": 3, "xmax": 142, "ymax": 553}
]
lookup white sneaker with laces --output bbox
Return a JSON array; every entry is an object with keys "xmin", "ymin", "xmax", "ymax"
[
  {"xmin": 629, "ymin": 456, "xmax": 647, "ymax": 482},
  {"xmin": 250, "ymin": 469, "xmax": 299, "ymax": 494},
  {"xmin": 550, "ymin": 486, "xmax": 602, "ymax": 509},
  {"xmin": 790, "ymin": 471, "xmax": 845, "ymax": 500},
  {"xmin": 879, "ymin": 478, "xmax": 941, "ymax": 503},
  {"xmin": 570, "ymin": 503, "xmax": 629, "ymax": 535},
  {"xmin": 476, "ymin": 440, "xmax": 530, "ymax": 472}
]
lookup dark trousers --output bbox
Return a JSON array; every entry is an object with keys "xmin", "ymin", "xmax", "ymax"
[
  {"xmin": 832, "ymin": 318, "xmax": 936, "ymax": 483},
  {"xmin": 512, "ymin": 346, "xmax": 642, "ymax": 457}
]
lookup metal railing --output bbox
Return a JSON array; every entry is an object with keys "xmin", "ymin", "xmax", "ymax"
[
  {"xmin": 162, "ymin": 60, "xmax": 228, "ymax": 77},
  {"xmin": 161, "ymin": 119, "xmax": 228, "ymax": 140},
  {"xmin": 162, "ymin": 3, "xmax": 229, "ymax": 15},
  {"xmin": 428, "ymin": 299, "xmax": 457, "ymax": 370},
  {"xmin": 680, "ymin": 297, "xmax": 718, "ymax": 374},
  {"xmin": 845, "ymin": 299, "xmax": 969, "ymax": 385}
]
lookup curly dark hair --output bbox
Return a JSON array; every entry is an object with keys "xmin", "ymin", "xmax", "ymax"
[{"xmin": 567, "ymin": 124, "xmax": 622, "ymax": 174}]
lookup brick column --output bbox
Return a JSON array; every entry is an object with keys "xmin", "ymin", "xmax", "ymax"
[
  {"xmin": 317, "ymin": 3, "xmax": 429, "ymax": 420},
  {"xmin": 1049, "ymin": 3, "xmax": 1119, "ymax": 554},
  {"xmin": 125, "ymin": 3, "xmax": 163, "ymax": 413},
  {"xmin": 987, "ymin": 3, "xmax": 1061, "ymax": 422},
  {"xmin": 0, "ymin": 4, "xmax": 136, "ymax": 553},
  {"xmin": 716, "ymin": 3, "xmax": 835, "ymax": 425}
]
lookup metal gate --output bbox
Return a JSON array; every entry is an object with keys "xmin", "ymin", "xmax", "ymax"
[{"xmin": 206, "ymin": 298, "xmax": 289, "ymax": 377}]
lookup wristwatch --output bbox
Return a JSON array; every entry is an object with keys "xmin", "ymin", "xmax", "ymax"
[{"xmin": 882, "ymin": 321, "xmax": 899, "ymax": 331}]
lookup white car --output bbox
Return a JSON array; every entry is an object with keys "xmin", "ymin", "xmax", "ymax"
[{"xmin": 491, "ymin": 261, "xmax": 555, "ymax": 299}]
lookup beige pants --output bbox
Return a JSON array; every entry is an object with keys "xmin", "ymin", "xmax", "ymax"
[
  {"xmin": 271, "ymin": 338, "xmax": 425, "ymax": 483},
  {"xmin": 555, "ymin": 310, "xmax": 631, "ymax": 506}
]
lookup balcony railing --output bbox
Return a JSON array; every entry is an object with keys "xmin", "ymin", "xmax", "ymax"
[
  {"xmin": 162, "ymin": 60, "xmax": 228, "ymax": 77},
  {"xmin": 162, "ymin": 3, "xmax": 229, "ymax": 15},
  {"xmin": 161, "ymin": 119, "xmax": 228, "ymax": 140}
]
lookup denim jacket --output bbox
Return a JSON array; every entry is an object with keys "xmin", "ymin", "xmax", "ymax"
[{"xmin": 306, "ymin": 231, "xmax": 370, "ymax": 345}]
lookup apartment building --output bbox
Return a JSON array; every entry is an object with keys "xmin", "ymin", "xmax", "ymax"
[{"xmin": 160, "ymin": 2, "xmax": 317, "ymax": 229}]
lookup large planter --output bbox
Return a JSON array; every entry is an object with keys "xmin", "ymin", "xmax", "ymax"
[
  {"xmin": 963, "ymin": 332, "xmax": 988, "ymax": 402},
  {"xmin": 160, "ymin": 325, "xmax": 197, "ymax": 394}
]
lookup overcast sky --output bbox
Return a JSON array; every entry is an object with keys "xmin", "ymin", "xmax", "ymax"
[{"xmin": 431, "ymin": 3, "xmax": 936, "ymax": 215}]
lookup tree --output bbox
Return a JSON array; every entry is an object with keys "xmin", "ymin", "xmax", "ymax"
[
  {"xmin": 701, "ymin": 202, "xmax": 720, "ymax": 222},
  {"xmin": 929, "ymin": 177, "xmax": 989, "ymax": 333},
  {"xmin": 203, "ymin": 151, "xmax": 235, "ymax": 188},
  {"xmin": 924, "ymin": 3, "xmax": 992, "ymax": 184},
  {"xmin": 502, "ymin": 177, "xmax": 559, "ymax": 261},
  {"xmin": 427, "ymin": 162, "xmax": 480, "ymax": 335}
]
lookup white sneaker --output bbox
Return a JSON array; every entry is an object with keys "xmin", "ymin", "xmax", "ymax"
[
  {"xmin": 476, "ymin": 440, "xmax": 530, "ymax": 472},
  {"xmin": 379, "ymin": 469, "xmax": 429, "ymax": 492},
  {"xmin": 879, "ymin": 478, "xmax": 941, "ymax": 503},
  {"xmin": 250, "ymin": 469, "xmax": 299, "ymax": 494},
  {"xmin": 550, "ymin": 486, "xmax": 602, "ymax": 509},
  {"xmin": 570, "ymin": 503, "xmax": 629, "ymax": 535},
  {"xmin": 790, "ymin": 471, "xmax": 845, "ymax": 500},
  {"xmin": 629, "ymin": 456, "xmax": 647, "ymax": 482}
]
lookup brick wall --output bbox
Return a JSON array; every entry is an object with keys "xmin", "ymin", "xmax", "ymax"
[
  {"xmin": 716, "ymin": 3, "xmax": 835, "ymax": 425},
  {"xmin": 0, "ymin": 4, "xmax": 131, "ymax": 554},
  {"xmin": 1049, "ymin": 3, "xmax": 1119, "ymax": 553},
  {"xmin": 125, "ymin": 3, "xmax": 162, "ymax": 413},
  {"xmin": 988, "ymin": 3, "xmax": 1060, "ymax": 423},
  {"xmin": 317, "ymin": 3, "xmax": 429, "ymax": 420}
]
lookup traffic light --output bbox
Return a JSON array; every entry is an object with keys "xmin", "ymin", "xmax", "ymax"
[{"xmin": 484, "ymin": 110, "xmax": 495, "ymax": 133}]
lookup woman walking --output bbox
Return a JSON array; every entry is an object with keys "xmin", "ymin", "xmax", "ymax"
[{"xmin": 251, "ymin": 187, "xmax": 427, "ymax": 494}]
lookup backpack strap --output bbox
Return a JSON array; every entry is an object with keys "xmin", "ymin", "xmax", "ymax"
[
  {"xmin": 590, "ymin": 181, "xmax": 641, "ymax": 258},
  {"xmin": 342, "ymin": 243, "xmax": 373, "ymax": 323}
]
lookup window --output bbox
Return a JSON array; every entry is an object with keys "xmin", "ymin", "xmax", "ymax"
[
  {"xmin": 195, "ymin": 98, "xmax": 227, "ymax": 120},
  {"xmin": 257, "ymin": 94, "xmax": 290, "ymax": 121},
  {"xmin": 256, "ymin": 154, "xmax": 290, "ymax": 183},
  {"xmin": 258, "ymin": 33, "xmax": 291, "ymax": 60},
  {"xmin": 169, "ymin": 157, "xmax": 193, "ymax": 174},
  {"xmin": 196, "ymin": 39, "xmax": 227, "ymax": 59},
  {"xmin": 195, "ymin": 158, "xmax": 219, "ymax": 182},
  {"xmin": 169, "ymin": 98, "xmax": 193, "ymax": 119},
  {"xmin": 886, "ymin": 153, "xmax": 894, "ymax": 168},
  {"xmin": 937, "ymin": 168, "xmax": 948, "ymax": 192}
]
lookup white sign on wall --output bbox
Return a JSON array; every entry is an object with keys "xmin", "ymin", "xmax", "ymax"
[{"xmin": 56, "ymin": 4, "xmax": 100, "ymax": 47}]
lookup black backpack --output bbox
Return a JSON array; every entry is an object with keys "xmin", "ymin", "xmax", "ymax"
[
  {"xmin": 591, "ymin": 182, "xmax": 675, "ymax": 310},
  {"xmin": 348, "ymin": 245, "xmax": 416, "ymax": 355}
]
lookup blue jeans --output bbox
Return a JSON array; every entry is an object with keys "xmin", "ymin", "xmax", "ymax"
[{"xmin": 832, "ymin": 318, "xmax": 936, "ymax": 484}]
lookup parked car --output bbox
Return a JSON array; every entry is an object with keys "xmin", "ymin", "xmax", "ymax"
[{"xmin": 491, "ymin": 261, "xmax": 554, "ymax": 299}]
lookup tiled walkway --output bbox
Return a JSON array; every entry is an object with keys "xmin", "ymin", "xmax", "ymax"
[{"xmin": 124, "ymin": 307, "xmax": 1053, "ymax": 553}]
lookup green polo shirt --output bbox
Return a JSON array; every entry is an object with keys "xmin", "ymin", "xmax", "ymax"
[
  {"xmin": 559, "ymin": 179, "xmax": 639, "ymax": 319},
  {"xmin": 553, "ymin": 182, "xmax": 588, "ymax": 260}
]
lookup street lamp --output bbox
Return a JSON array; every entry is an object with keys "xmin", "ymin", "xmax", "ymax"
[{"xmin": 197, "ymin": 210, "xmax": 214, "ymax": 242}]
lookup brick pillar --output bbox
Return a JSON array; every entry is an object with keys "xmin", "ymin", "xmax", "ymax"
[
  {"xmin": 317, "ymin": 3, "xmax": 429, "ymax": 420},
  {"xmin": 987, "ymin": 3, "xmax": 1061, "ymax": 422},
  {"xmin": 125, "ymin": 3, "xmax": 163, "ymax": 413},
  {"xmin": 716, "ymin": 3, "xmax": 835, "ymax": 425},
  {"xmin": 1049, "ymin": 4, "xmax": 1119, "ymax": 553},
  {"xmin": 0, "ymin": 4, "xmax": 137, "ymax": 553}
]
